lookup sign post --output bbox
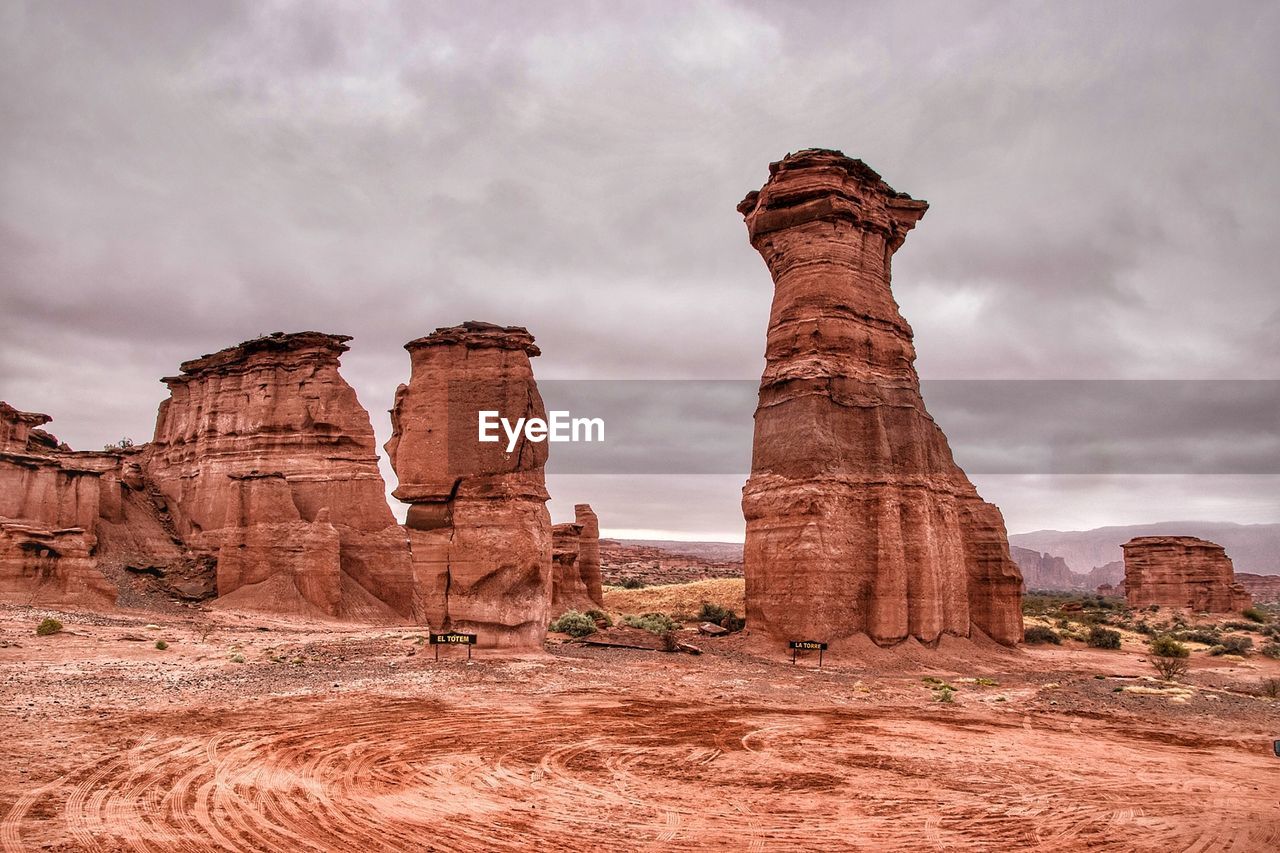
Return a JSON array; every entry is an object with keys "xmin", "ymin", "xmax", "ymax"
[
  {"xmin": 789, "ymin": 640, "xmax": 828, "ymax": 668},
  {"xmin": 430, "ymin": 632, "xmax": 477, "ymax": 660}
]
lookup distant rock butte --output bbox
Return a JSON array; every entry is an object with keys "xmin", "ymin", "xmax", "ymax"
[
  {"xmin": 1123, "ymin": 536, "xmax": 1252, "ymax": 613},
  {"xmin": 738, "ymin": 149, "xmax": 1023, "ymax": 649},
  {"xmin": 1235, "ymin": 573, "xmax": 1280, "ymax": 604},
  {"xmin": 146, "ymin": 332, "xmax": 413, "ymax": 620},
  {"xmin": 550, "ymin": 504, "xmax": 604, "ymax": 616},
  {"xmin": 386, "ymin": 322, "xmax": 552, "ymax": 648}
]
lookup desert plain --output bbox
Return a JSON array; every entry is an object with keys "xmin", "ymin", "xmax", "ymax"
[{"xmin": 2, "ymin": 585, "xmax": 1277, "ymax": 853}]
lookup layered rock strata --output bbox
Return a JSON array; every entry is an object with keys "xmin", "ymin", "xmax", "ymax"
[
  {"xmin": 145, "ymin": 332, "xmax": 412, "ymax": 618},
  {"xmin": 738, "ymin": 149, "xmax": 1023, "ymax": 649},
  {"xmin": 1123, "ymin": 536, "xmax": 1252, "ymax": 612},
  {"xmin": 0, "ymin": 403, "xmax": 116, "ymax": 606},
  {"xmin": 549, "ymin": 504, "xmax": 604, "ymax": 616},
  {"xmin": 386, "ymin": 322, "xmax": 552, "ymax": 648}
]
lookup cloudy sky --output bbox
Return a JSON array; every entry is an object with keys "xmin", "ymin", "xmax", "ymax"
[{"xmin": 2, "ymin": 0, "xmax": 1277, "ymax": 540}]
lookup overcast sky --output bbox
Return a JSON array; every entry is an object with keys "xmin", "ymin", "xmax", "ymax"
[{"xmin": 2, "ymin": 0, "xmax": 1277, "ymax": 540}]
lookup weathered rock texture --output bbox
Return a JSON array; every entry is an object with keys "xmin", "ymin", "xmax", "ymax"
[
  {"xmin": 549, "ymin": 504, "xmax": 604, "ymax": 616},
  {"xmin": 1235, "ymin": 573, "xmax": 1280, "ymax": 604},
  {"xmin": 0, "ymin": 403, "xmax": 116, "ymax": 606},
  {"xmin": 738, "ymin": 149, "xmax": 1023, "ymax": 649},
  {"xmin": 1122, "ymin": 536, "xmax": 1252, "ymax": 612},
  {"xmin": 146, "ymin": 332, "xmax": 412, "ymax": 619},
  {"xmin": 1012, "ymin": 546, "xmax": 1086, "ymax": 592},
  {"xmin": 386, "ymin": 322, "xmax": 552, "ymax": 648}
]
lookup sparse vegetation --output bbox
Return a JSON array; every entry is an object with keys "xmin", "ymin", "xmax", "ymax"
[
  {"xmin": 618, "ymin": 577, "xmax": 646, "ymax": 590},
  {"xmin": 1173, "ymin": 628, "xmax": 1221, "ymax": 645},
  {"xmin": 1260, "ymin": 642, "xmax": 1280, "ymax": 659},
  {"xmin": 696, "ymin": 602, "xmax": 745, "ymax": 632},
  {"xmin": 155, "ymin": 640, "xmax": 168, "ymax": 650},
  {"xmin": 549, "ymin": 611, "xmax": 598, "ymax": 638},
  {"xmin": 1148, "ymin": 635, "xmax": 1190, "ymax": 681},
  {"xmin": 1241, "ymin": 607, "xmax": 1267, "ymax": 624},
  {"xmin": 36, "ymin": 617, "xmax": 63, "ymax": 636},
  {"xmin": 1259, "ymin": 677, "xmax": 1280, "ymax": 699},
  {"xmin": 934, "ymin": 686, "xmax": 955, "ymax": 703},
  {"xmin": 102, "ymin": 437, "xmax": 135, "ymax": 451},
  {"xmin": 1023, "ymin": 625, "xmax": 1061, "ymax": 645},
  {"xmin": 1208, "ymin": 635, "xmax": 1252, "ymax": 657},
  {"xmin": 622, "ymin": 612, "xmax": 681, "ymax": 635},
  {"xmin": 1087, "ymin": 626, "xmax": 1121, "ymax": 649},
  {"xmin": 230, "ymin": 653, "xmax": 245, "ymax": 664},
  {"xmin": 584, "ymin": 609, "xmax": 613, "ymax": 627}
]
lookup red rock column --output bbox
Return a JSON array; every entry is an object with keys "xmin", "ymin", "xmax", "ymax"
[
  {"xmin": 1123, "ymin": 536, "xmax": 1252, "ymax": 613},
  {"xmin": 386, "ymin": 322, "xmax": 553, "ymax": 649},
  {"xmin": 575, "ymin": 504, "xmax": 604, "ymax": 609},
  {"xmin": 739, "ymin": 149, "xmax": 1023, "ymax": 649}
]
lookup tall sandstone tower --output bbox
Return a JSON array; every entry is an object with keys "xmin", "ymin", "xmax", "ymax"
[{"xmin": 738, "ymin": 149, "xmax": 1023, "ymax": 648}]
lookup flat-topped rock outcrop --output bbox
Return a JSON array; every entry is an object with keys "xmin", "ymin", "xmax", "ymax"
[{"xmin": 1123, "ymin": 536, "xmax": 1252, "ymax": 612}]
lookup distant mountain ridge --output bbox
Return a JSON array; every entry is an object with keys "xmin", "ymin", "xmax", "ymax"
[{"xmin": 1009, "ymin": 521, "xmax": 1280, "ymax": 576}]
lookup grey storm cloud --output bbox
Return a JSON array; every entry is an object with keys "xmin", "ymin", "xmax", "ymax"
[{"xmin": 1, "ymin": 0, "xmax": 1277, "ymax": 539}]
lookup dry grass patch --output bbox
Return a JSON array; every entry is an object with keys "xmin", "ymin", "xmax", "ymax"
[{"xmin": 603, "ymin": 578, "xmax": 744, "ymax": 620}]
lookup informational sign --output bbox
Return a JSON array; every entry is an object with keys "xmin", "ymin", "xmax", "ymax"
[
  {"xmin": 788, "ymin": 640, "xmax": 828, "ymax": 667},
  {"xmin": 430, "ymin": 632, "xmax": 477, "ymax": 660}
]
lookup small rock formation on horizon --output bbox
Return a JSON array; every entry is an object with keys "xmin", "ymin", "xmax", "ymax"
[
  {"xmin": 0, "ymin": 403, "xmax": 117, "ymax": 607},
  {"xmin": 550, "ymin": 504, "xmax": 604, "ymax": 616},
  {"xmin": 1235, "ymin": 573, "xmax": 1280, "ymax": 604},
  {"xmin": 1122, "ymin": 536, "xmax": 1252, "ymax": 612},
  {"xmin": 145, "ymin": 332, "xmax": 413, "ymax": 619},
  {"xmin": 386, "ymin": 322, "xmax": 553, "ymax": 649},
  {"xmin": 737, "ymin": 149, "xmax": 1023, "ymax": 649}
]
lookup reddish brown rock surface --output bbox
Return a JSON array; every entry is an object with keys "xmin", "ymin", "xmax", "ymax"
[
  {"xmin": 386, "ymin": 322, "xmax": 552, "ymax": 648},
  {"xmin": 738, "ymin": 149, "xmax": 1023, "ymax": 649},
  {"xmin": 145, "ymin": 332, "xmax": 413, "ymax": 618},
  {"xmin": 1235, "ymin": 573, "xmax": 1280, "ymax": 604},
  {"xmin": 1122, "ymin": 536, "xmax": 1253, "ymax": 612},
  {"xmin": 549, "ymin": 504, "xmax": 604, "ymax": 616},
  {"xmin": 0, "ymin": 403, "xmax": 116, "ymax": 607}
]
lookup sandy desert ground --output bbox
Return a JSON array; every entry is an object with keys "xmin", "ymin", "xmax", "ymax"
[{"xmin": 1, "ymin": 599, "xmax": 1277, "ymax": 852}]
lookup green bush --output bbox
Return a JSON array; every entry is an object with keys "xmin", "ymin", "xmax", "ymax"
[
  {"xmin": 1260, "ymin": 642, "xmax": 1280, "ymax": 659},
  {"xmin": 618, "ymin": 577, "xmax": 646, "ymax": 590},
  {"xmin": 549, "ymin": 611, "xmax": 598, "ymax": 638},
  {"xmin": 584, "ymin": 609, "xmax": 613, "ymax": 628},
  {"xmin": 1208, "ymin": 635, "xmax": 1252, "ymax": 656},
  {"xmin": 1148, "ymin": 635, "xmax": 1190, "ymax": 658},
  {"xmin": 35, "ymin": 617, "xmax": 63, "ymax": 636},
  {"xmin": 934, "ymin": 686, "xmax": 955, "ymax": 703},
  {"xmin": 154, "ymin": 640, "xmax": 168, "ymax": 650},
  {"xmin": 622, "ymin": 612, "xmax": 680, "ymax": 635},
  {"xmin": 1174, "ymin": 629, "xmax": 1221, "ymax": 645},
  {"xmin": 1087, "ymin": 626, "xmax": 1121, "ymax": 649},
  {"xmin": 1242, "ymin": 607, "xmax": 1268, "ymax": 624},
  {"xmin": 696, "ymin": 602, "xmax": 746, "ymax": 632},
  {"xmin": 1023, "ymin": 625, "xmax": 1061, "ymax": 645}
]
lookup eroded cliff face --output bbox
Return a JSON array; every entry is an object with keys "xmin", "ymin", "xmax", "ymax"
[
  {"xmin": 0, "ymin": 404, "xmax": 116, "ymax": 607},
  {"xmin": 145, "ymin": 332, "xmax": 412, "ymax": 619},
  {"xmin": 1123, "ymin": 536, "xmax": 1252, "ymax": 613},
  {"xmin": 386, "ymin": 322, "xmax": 553, "ymax": 649},
  {"xmin": 738, "ymin": 149, "xmax": 1023, "ymax": 649}
]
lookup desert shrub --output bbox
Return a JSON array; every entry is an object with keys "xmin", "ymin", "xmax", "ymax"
[
  {"xmin": 1259, "ymin": 677, "xmax": 1280, "ymax": 698},
  {"xmin": 1151, "ymin": 656, "xmax": 1190, "ymax": 681},
  {"xmin": 229, "ymin": 653, "xmax": 245, "ymax": 664},
  {"xmin": 1260, "ymin": 642, "xmax": 1280, "ymax": 659},
  {"xmin": 35, "ymin": 617, "xmax": 63, "ymax": 636},
  {"xmin": 622, "ymin": 612, "xmax": 680, "ymax": 635},
  {"xmin": 1132, "ymin": 621, "xmax": 1155, "ymax": 636},
  {"xmin": 1087, "ymin": 626, "xmax": 1121, "ymax": 649},
  {"xmin": 1174, "ymin": 629, "xmax": 1221, "ymax": 645},
  {"xmin": 1149, "ymin": 635, "xmax": 1190, "ymax": 658},
  {"xmin": 696, "ymin": 602, "xmax": 746, "ymax": 632},
  {"xmin": 154, "ymin": 640, "xmax": 168, "ymax": 650},
  {"xmin": 974, "ymin": 677, "xmax": 999, "ymax": 687},
  {"xmin": 1223, "ymin": 621, "xmax": 1260, "ymax": 633},
  {"xmin": 549, "ymin": 611, "xmax": 597, "ymax": 638},
  {"xmin": 584, "ymin": 609, "xmax": 613, "ymax": 628},
  {"xmin": 934, "ymin": 686, "xmax": 955, "ymax": 703},
  {"xmin": 1023, "ymin": 625, "xmax": 1061, "ymax": 645},
  {"xmin": 1208, "ymin": 635, "xmax": 1252, "ymax": 656},
  {"xmin": 1242, "ymin": 607, "xmax": 1268, "ymax": 624},
  {"xmin": 618, "ymin": 577, "xmax": 646, "ymax": 590},
  {"xmin": 1147, "ymin": 604, "xmax": 1160, "ymax": 612}
]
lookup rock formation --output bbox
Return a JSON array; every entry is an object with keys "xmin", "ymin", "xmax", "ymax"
[
  {"xmin": 1122, "ymin": 536, "xmax": 1252, "ymax": 612},
  {"xmin": 549, "ymin": 504, "xmax": 604, "ymax": 616},
  {"xmin": 386, "ymin": 322, "xmax": 552, "ymax": 648},
  {"xmin": 0, "ymin": 403, "xmax": 117, "ymax": 606},
  {"xmin": 1235, "ymin": 573, "xmax": 1280, "ymax": 604},
  {"xmin": 737, "ymin": 149, "xmax": 1023, "ymax": 649},
  {"xmin": 1012, "ymin": 546, "xmax": 1086, "ymax": 592},
  {"xmin": 145, "ymin": 332, "xmax": 413, "ymax": 619}
]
